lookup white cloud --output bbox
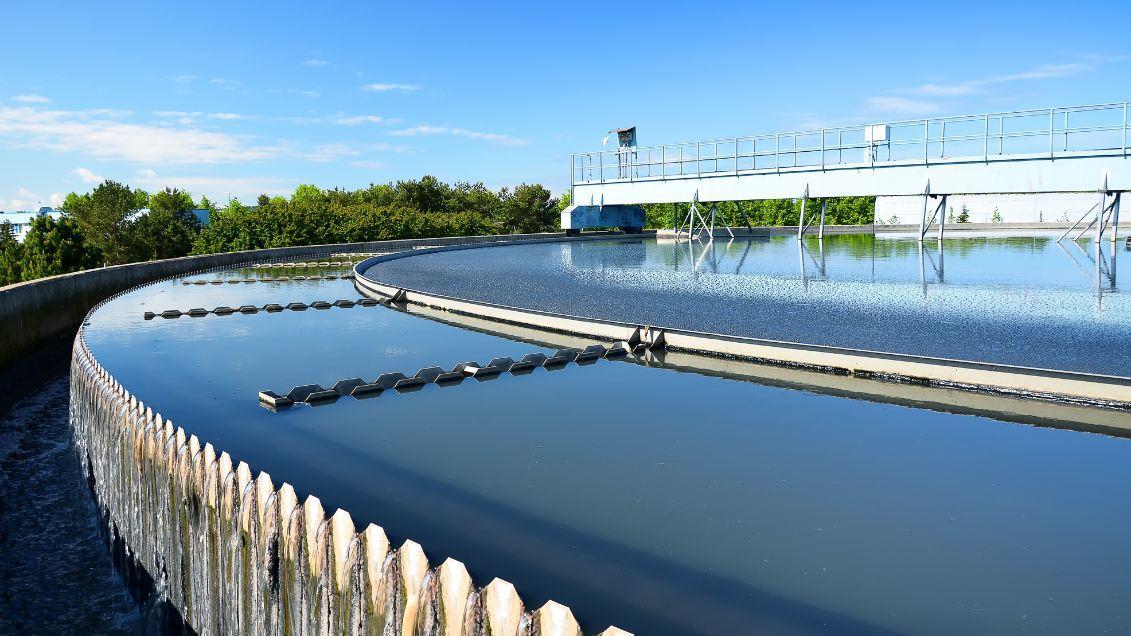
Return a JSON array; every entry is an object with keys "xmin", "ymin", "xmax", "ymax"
[
  {"xmin": 73, "ymin": 167, "xmax": 103, "ymax": 183},
  {"xmin": 0, "ymin": 105, "xmax": 282, "ymax": 164},
  {"xmin": 334, "ymin": 114, "xmax": 388, "ymax": 125},
  {"xmin": 863, "ymin": 96, "xmax": 940, "ymax": 116},
  {"xmin": 303, "ymin": 59, "xmax": 329, "ymax": 67},
  {"xmin": 210, "ymin": 78, "xmax": 241, "ymax": 89},
  {"xmin": 304, "ymin": 142, "xmax": 363, "ymax": 162},
  {"xmin": 390, "ymin": 124, "xmax": 527, "ymax": 146},
  {"xmin": 171, "ymin": 75, "xmax": 198, "ymax": 84},
  {"xmin": 362, "ymin": 83, "xmax": 420, "ymax": 93},
  {"xmin": 351, "ymin": 160, "xmax": 384, "ymax": 170},
  {"xmin": 133, "ymin": 169, "xmax": 290, "ymax": 199},
  {"xmin": 296, "ymin": 90, "xmax": 320, "ymax": 98},
  {"xmin": 153, "ymin": 110, "xmax": 253, "ymax": 124},
  {"xmin": 905, "ymin": 62, "xmax": 1096, "ymax": 97},
  {"xmin": 1, "ymin": 186, "xmax": 62, "ymax": 210},
  {"xmin": 12, "ymin": 94, "xmax": 50, "ymax": 104}
]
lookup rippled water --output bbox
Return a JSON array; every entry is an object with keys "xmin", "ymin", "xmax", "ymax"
[
  {"xmin": 367, "ymin": 234, "xmax": 1130, "ymax": 376},
  {"xmin": 77, "ymin": 259, "xmax": 1131, "ymax": 635}
]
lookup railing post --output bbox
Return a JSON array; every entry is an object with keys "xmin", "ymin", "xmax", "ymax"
[
  {"xmin": 923, "ymin": 119, "xmax": 929, "ymax": 165},
  {"xmin": 661, "ymin": 145, "xmax": 666, "ymax": 179},
  {"xmin": 1124, "ymin": 101, "xmax": 1128, "ymax": 155},
  {"xmin": 775, "ymin": 133, "xmax": 780, "ymax": 173},
  {"xmin": 820, "ymin": 130, "xmax": 825, "ymax": 170},
  {"xmin": 940, "ymin": 120, "xmax": 946, "ymax": 158},
  {"xmin": 1049, "ymin": 108, "xmax": 1054, "ymax": 158},
  {"xmin": 696, "ymin": 142, "xmax": 701, "ymax": 176},
  {"xmin": 983, "ymin": 113, "xmax": 989, "ymax": 162},
  {"xmin": 599, "ymin": 153, "xmax": 603, "ymax": 183},
  {"xmin": 735, "ymin": 138, "xmax": 739, "ymax": 175},
  {"xmin": 1065, "ymin": 110, "xmax": 1070, "ymax": 151}
]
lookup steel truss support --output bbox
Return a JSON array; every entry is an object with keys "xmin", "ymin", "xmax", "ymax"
[
  {"xmin": 918, "ymin": 181, "xmax": 947, "ymax": 243},
  {"xmin": 676, "ymin": 191, "xmax": 732, "ymax": 241}
]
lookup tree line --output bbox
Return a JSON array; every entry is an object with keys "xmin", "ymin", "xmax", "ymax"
[
  {"xmin": 0, "ymin": 174, "xmax": 876, "ymax": 288},
  {"xmin": 0, "ymin": 176, "xmax": 559, "ymax": 286}
]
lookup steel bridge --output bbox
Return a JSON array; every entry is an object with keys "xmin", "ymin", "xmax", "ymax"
[{"xmin": 565, "ymin": 102, "xmax": 1129, "ymax": 241}]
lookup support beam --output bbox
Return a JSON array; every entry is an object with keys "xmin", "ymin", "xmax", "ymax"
[
  {"xmin": 918, "ymin": 181, "xmax": 931, "ymax": 243},
  {"xmin": 797, "ymin": 185, "xmax": 809, "ymax": 240},
  {"xmin": 1111, "ymin": 192, "xmax": 1122, "ymax": 244},
  {"xmin": 818, "ymin": 199, "xmax": 827, "ymax": 240},
  {"xmin": 938, "ymin": 194, "xmax": 948, "ymax": 243}
]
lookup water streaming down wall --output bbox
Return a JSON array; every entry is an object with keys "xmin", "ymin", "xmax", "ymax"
[{"xmin": 69, "ymin": 329, "xmax": 630, "ymax": 636}]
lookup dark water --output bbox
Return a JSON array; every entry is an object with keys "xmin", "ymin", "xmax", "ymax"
[
  {"xmin": 79, "ymin": 266, "xmax": 1131, "ymax": 635},
  {"xmin": 366, "ymin": 234, "xmax": 1130, "ymax": 376},
  {"xmin": 0, "ymin": 375, "xmax": 142, "ymax": 634}
]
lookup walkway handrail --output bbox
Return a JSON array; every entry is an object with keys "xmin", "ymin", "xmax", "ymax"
[{"xmin": 570, "ymin": 101, "xmax": 1131, "ymax": 185}]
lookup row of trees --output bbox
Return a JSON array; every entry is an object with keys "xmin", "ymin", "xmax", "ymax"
[
  {"xmin": 640, "ymin": 196, "xmax": 875, "ymax": 229},
  {"xmin": 0, "ymin": 177, "xmax": 560, "ymax": 286},
  {"xmin": 1, "ymin": 175, "xmax": 877, "ymax": 288}
]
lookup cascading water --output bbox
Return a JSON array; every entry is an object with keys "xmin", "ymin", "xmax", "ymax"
[{"xmin": 69, "ymin": 327, "xmax": 620, "ymax": 635}]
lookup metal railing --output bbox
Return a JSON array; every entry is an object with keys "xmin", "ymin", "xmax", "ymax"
[{"xmin": 570, "ymin": 102, "xmax": 1131, "ymax": 185}]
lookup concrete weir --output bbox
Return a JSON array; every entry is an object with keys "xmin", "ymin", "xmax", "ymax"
[
  {"xmin": 353, "ymin": 242, "xmax": 1131, "ymax": 409},
  {"xmin": 70, "ymin": 332, "xmax": 630, "ymax": 635}
]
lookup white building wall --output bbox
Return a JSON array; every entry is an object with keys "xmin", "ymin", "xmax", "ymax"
[{"xmin": 874, "ymin": 193, "xmax": 1109, "ymax": 225}]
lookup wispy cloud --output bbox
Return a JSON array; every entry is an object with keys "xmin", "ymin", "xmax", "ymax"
[
  {"xmin": 154, "ymin": 110, "xmax": 255, "ymax": 124},
  {"xmin": 0, "ymin": 105, "xmax": 282, "ymax": 164},
  {"xmin": 334, "ymin": 114, "xmax": 388, "ymax": 125},
  {"xmin": 294, "ymin": 90, "xmax": 320, "ymax": 98},
  {"xmin": 132, "ymin": 168, "xmax": 291, "ymax": 198},
  {"xmin": 351, "ymin": 160, "xmax": 384, "ymax": 170},
  {"xmin": 303, "ymin": 59, "xmax": 329, "ymax": 67},
  {"xmin": 303, "ymin": 142, "xmax": 363, "ymax": 162},
  {"xmin": 0, "ymin": 187, "xmax": 62, "ymax": 210},
  {"xmin": 390, "ymin": 124, "xmax": 527, "ymax": 146},
  {"xmin": 210, "ymin": 78, "xmax": 242, "ymax": 89},
  {"xmin": 903, "ymin": 62, "xmax": 1097, "ymax": 97},
  {"xmin": 12, "ymin": 94, "xmax": 50, "ymax": 104},
  {"xmin": 73, "ymin": 166, "xmax": 103, "ymax": 183},
  {"xmin": 171, "ymin": 75, "xmax": 198, "ymax": 84},
  {"xmin": 362, "ymin": 83, "xmax": 420, "ymax": 93},
  {"xmin": 863, "ymin": 96, "xmax": 940, "ymax": 116}
]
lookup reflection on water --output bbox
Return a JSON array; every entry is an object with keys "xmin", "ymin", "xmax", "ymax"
[
  {"xmin": 80, "ymin": 262, "xmax": 1131, "ymax": 635},
  {"xmin": 369, "ymin": 234, "xmax": 1130, "ymax": 375}
]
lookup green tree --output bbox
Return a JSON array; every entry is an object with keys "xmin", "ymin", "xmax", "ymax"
[
  {"xmin": 500, "ymin": 184, "xmax": 558, "ymax": 233},
  {"xmin": 394, "ymin": 175, "xmax": 449, "ymax": 214},
  {"xmin": 62, "ymin": 180, "xmax": 147, "ymax": 265},
  {"xmin": 131, "ymin": 188, "xmax": 201, "ymax": 260},
  {"xmin": 957, "ymin": 205, "xmax": 970, "ymax": 223},
  {"xmin": 990, "ymin": 207, "xmax": 1003, "ymax": 223},
  {"xmin": 0, "ymin": 222, "xmax": 23, "ymax": 286},
  {"xmin": 20, "ymin": 215, "xmax": 100, "ymax": 279}
]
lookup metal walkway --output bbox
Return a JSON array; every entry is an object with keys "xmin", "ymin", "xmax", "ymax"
[{"xmin": 570, "ymin": 102, "xmax": 1131, "ymax": 206}]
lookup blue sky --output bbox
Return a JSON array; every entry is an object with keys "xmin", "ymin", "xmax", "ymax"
[{"xmin": 0, "ymin": 0, "xmax": 1127, "ymax": 209}]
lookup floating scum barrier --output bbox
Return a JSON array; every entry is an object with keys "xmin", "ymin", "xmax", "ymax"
[{"xmin": 70, "ymin": 328, "xmax": 631, "ymax": 636}]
